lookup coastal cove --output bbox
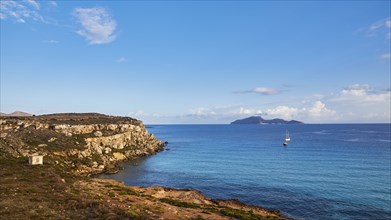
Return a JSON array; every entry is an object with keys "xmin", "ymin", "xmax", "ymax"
[
  {"xmin": 0, "ymin": 114, "xmax": 286, "ymax": 219},
  {"xmin": 98, "ymin": 124, "xmax": 391, "ymax": 219}
]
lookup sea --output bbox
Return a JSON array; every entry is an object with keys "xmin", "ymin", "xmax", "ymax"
[{"xmin": 97, "ymin": 124, "xmax": 391, "ymax": 219}]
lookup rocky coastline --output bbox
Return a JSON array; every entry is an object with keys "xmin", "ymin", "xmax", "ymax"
[
  {"xmin": 0, "ymin": 113, "xmax": 164, "ymax": 175},
  {"xmin": 0, "ymin": 113, "xmax": 288, "ymax": 219}
]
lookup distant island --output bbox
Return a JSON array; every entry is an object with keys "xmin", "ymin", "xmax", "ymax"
[
  {"xmin": 0, "ymin": 111, "xmax": 32, "ymax": 117},
  {"xmin": 230, "ymin": 116, "xmax": 303, "ymax": 124}
]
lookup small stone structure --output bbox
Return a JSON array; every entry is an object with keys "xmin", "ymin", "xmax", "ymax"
[{"xmin": 28, "ymin": 155, "xmax": 43, "ymax": 165}]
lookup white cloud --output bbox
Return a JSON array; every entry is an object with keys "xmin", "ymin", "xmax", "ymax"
[
  {"xmin": 189, "ymin": 107, "xmax": 217, "ymax": 118},
  {"xmin": 0, "ymin": 0, "xmax": 44, "ymax": 23},
  {"xmin": 239, "ymin": 107, "xmax": 262, "ymax": 115},
  {"xmin": 342, "ymin": 84, "xmax": 370, "ymax": 96},
  {"xmin": 307, "ymin": 101, "xmax": 336, "ymax": 118},
  {"xmin": 186, "ymin": 106, "xmax": 263, "ymax": 120},
  {"xmin": 335, "ymin": 84, "xmax": 390, "ymax": 103},
  {"xmin": 179, "ymin": 102, "xmax": 337, "ymax": 123},
  {"xmin": 266, "ymin": 106, "xmax": 300, "ymax": 120},
  {"xmin": 25, "ymin": 0, "xmax": 40, "ymax": 10},
  {"xmin": 380, "ymin": 53, "xmax": 391, "ymax": 60},
  {"xmin": 128, "ymin": 84, "xmax": 390, "ymax": 124},
  {"xmin": 237, "ymin": 87, "xmax": 280, "ymax": 95},
  {"xmin": 72, "ymin": 7, "xmax": 117, "ymax": 44},
  {"xmin": 329, "ymin": 84, "xmax": 391, "ymax": 122},
  {"xmin": 116, "ymin": 57, "xmax": 127, "ymax": 63},
  {"xmin": 366, "ymin": 17, "xmax": 391, "ymax": 39},
  {"xmin": 254, "ymin": 87, "xmax": 279, "ymax": 95},
  {"xmin": 263, "ymin": 101, "xmax": 336, "ymax": 122}
]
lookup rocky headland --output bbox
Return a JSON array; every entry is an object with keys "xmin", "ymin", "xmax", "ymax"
[{"xmin": 0, "ymin": 113, "xmax": 288, "ymax": 219}]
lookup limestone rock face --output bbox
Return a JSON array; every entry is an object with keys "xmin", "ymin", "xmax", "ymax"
[
  {"xmin": 0, "ymin": 115, "xmax": 164, "ymax": 176},
  {"xmin": 70, "ymin": 124, "xmax": 163, "ymax": 175}
]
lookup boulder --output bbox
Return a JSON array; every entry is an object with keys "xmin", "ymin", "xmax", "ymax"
[
  {"xmin": 48, "ymin": 137, "xmax": 57, "ymax": 142},
  {"xmin": 113, "ymin": 152, "xmax": 126, "ymax": 160},
  {"xmin": 94, "ymin": 131, "xmax": 103, "ymax": 137}
]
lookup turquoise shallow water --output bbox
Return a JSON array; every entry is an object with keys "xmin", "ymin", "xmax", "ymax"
[{"xmin": 98, "ymin": 124, "xmax": 391, "ymax": 219}]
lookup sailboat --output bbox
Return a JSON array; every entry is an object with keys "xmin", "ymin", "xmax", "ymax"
[
  {"xmin": 283, "ymin": 130, "xmax": 290, "ymax": 146},
  {"xmin": 285, "ymin": 130, "xmax": 291, "ymax": 142}
]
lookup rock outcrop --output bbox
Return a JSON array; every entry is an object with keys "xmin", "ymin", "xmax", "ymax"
[{"xmin": 0, "ymin": 113, "xmax": 164, "ymax": 175}]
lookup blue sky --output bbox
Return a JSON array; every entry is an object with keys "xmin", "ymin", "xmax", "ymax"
[{"xmin": 1, "ymin": 1, "xmax": 390, "ymax": 123}]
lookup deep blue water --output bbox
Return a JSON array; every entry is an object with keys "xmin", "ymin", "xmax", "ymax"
[{"xmin": 98, "ymin": 124, "xmax": 391, "ymax": 219}]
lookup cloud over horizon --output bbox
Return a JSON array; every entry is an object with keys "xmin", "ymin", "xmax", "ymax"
[
  {"xmin": 132, "ymin": 84, "xmax": 390, "ymax": 124},
  {"xmin": 72, "ymin": 7, "xmax": 117, "ymax": 44}
]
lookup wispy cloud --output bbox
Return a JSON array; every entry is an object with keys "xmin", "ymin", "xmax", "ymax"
[
  {"xmin": 282, "ymin": 84, "xmax": 299, "ymax": 88},
  {"xmin": 25, "ymin": 0, "xmax": 40, "ymax": 10},
  {"xmin": 72, "ymin": 7, "xmax": 117, "ymax": 44},
  {"xmin": 380, "ymin": 53, "xmax": 391, "ymax": 60},
  {"xmin": 116, "ymin": 57, "xmax": 127, "ymax": 63},
  {"xmin": 48, "ymin": 1, "xmax": 57, "ymax": 8},
  {"xmin": 0, "ymin": 0, "xmax": 44, "ymax": 23},
  {"xmin": 333, "ymin": 84, "xmax": 390, "ymax": 103},
  {"xmin": 128, "ymin": 110, "xmax": 145, "ymax": 117},
  {"xmin": 42, "ymin": 40, "xmax": 59, "ymax": 44},
  {"xmin": 236, "ymin": 87, "xmax": 280, "ymax": 95},
  {"xmin": 343, "ymin": 84, "xmax": 370, "ymax": 91},
  {"xmin": 366, "ymin": 17, "xmax": 391, "ymax": 39}
]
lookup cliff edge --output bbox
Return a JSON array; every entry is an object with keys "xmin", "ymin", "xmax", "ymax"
[{"xmin": 0, "ymin": 113, "xmax": 164, "ymax": 175}]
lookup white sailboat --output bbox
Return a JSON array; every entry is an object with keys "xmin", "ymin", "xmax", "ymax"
[
  {"xmin": 285, "ymin": 130, "xmax": 291, "ymax": 142},
  {"xmin": 283, "ymin": 130, "xmax": 290, "ymax": 146}
]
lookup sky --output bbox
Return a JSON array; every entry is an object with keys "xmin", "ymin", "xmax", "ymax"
[{"xmin": 1, "ymin": 1, "xmax": 390, "ymax": 124}]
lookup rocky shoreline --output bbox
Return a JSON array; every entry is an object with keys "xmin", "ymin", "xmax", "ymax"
[{"xmin": 0, "ymin": 113, "xmax": 288, "ymax": 219}]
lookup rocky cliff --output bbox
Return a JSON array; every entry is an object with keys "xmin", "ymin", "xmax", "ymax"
[{"xmin": 0, "ymin": 113, "xmax": 164, "ymax": 175}]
